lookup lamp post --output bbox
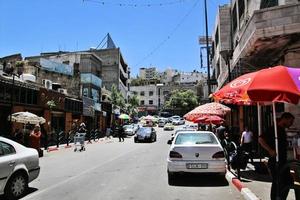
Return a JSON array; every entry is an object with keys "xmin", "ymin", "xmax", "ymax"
[{"xmin": 204, "ymin": 0, "xmax": 211, "ymax": 96}]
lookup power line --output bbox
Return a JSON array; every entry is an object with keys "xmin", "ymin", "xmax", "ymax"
[
  {"xmin": 83, "ymin": 0, "xmax": 191, "ymax": 7},
  {"xmin": 134, "ymin": 0, "xmax": 200, "ymax": 67}
]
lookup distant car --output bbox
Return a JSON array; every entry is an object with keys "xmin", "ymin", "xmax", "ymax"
[
  {"xmin": 123, "ymin": 125, "xmax": 135, "ymax": 136},
  {"xmin": 184, "ymin": 124, "xmax": 198, "ymax": 130},
  {"xmin": 158, "ymin": 120, "xmax": 166, "ymax": 127},
  {"xmin": 134, "ymin": 127, "xmax": 157, "ymax": 143},
  {"xmin": 167, "ymin": 131, "xmax": 226, "ymax": 182},
  {"xmin": 172, "ymin": 118, "xmax": 185, "ymax": 125},
  {"xmin": 0, "ymin": 136, "xmax": 40, "ymax": 199},
  {"xmin": 169, "ymin": 115, "xmax": 180, "ymax": 123},
  {"xmin": 164, "ymin": 123, "xmax": 175, "ymax": 131}
]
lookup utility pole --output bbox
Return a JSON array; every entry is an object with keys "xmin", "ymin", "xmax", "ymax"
[{"xmin": 204, "ymin": 0, "xmax": 211, "ymax": 95}]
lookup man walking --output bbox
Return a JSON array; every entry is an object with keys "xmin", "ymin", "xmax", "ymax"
[
  {"xmin": 240, "ymin": 126, "xmax": 253, "ymax": 162},
  {"xmin": 259, "ymin": 112, "xmax": 299, "ymax": 200}
]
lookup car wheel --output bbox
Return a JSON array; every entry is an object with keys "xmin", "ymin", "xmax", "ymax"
[
  {"xmin": 5, "ymin": 173, "xmax": 28, "ymax": 200},
  {"xmin": 134, "ymin": 138, "xmax": 138, "ymax": 143},
  {"xmin": 167, "ymin": 170, "xmax": 176, "ymax": 185}
]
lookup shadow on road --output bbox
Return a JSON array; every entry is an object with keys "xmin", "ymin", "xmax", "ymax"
[
  {"xmin": 0, "ymin": 187, "xmax": 38, "ymax": 200},
  {"xmin": 168, "ymin": 174, "xmax": 229, "ymax": 187}
]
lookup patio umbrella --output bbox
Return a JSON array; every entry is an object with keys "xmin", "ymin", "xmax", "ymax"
[
  {"xmin": 184, "ymin": 102, "xmax": 231, "ymax": 122},
  {"xmin": 194, "ymin": 115, "xmax": 224, "ymax": 125},
  {"xmin": 204, "ymin": 115, "xmax": 225, "ymax": 125},
  {"xmin": 8, "ymin": 111, "xmax": 46, "ymax": 124},
  {"xmin": 119, "ymin": 114, "xmax": 130, "ymax": 120}
]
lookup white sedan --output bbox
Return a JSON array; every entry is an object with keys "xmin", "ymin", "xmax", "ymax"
[
  {"xmin": 167, "ymin": 131, "xmax": 226, "ymax": 181},
  {"xmin": 0, "ymin": 136, "xmax": 40, "ymax": 199}
]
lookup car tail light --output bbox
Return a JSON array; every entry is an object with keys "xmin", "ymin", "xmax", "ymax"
[
  {"xmin": 169, "ymin": 151, "xmax": 182, "ymax": 158},
  {"xmin": 212, "ymin": 151, "xmax": 225, "ymax": 159}
]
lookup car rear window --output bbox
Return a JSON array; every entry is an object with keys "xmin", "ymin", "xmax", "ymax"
[{"xmin": 175, "ymin": 133, "xmax": 218, "ymax": 145}]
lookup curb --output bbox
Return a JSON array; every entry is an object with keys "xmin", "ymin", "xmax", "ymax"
[{"xmin": 226, "ymin": 171, "xmax": 260, "ymax": 200}]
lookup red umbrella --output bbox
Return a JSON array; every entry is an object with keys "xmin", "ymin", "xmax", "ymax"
[
  {"xmin": 213, "ymin": 72, "xmax": 257, "ymax": 105},
  {"xmin": 213, "ymin": 66, "xmax": 300, "ymax": 104},
  {"xmin": 204, "ymin": 115, "xmax": 224, "ymax": 125},
  {"xmin": 247, "ymin": 66, "xmax": 300, "ymax": 104},
  {"xmin": 194, "ymin": 115, "xmax": 224, "ymax": 125}
]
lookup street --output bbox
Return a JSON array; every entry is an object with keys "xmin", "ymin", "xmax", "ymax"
[{"xmin": 18, "ymin": 126, "xmax": 242, "ymax": 200}]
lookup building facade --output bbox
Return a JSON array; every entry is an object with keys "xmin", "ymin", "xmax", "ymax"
[{"xmin": 211, "ymin": 0, "xmax": 300, "ymax": 136}]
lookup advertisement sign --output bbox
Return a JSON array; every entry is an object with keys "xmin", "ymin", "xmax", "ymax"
[{"xmin": 82, "ymin": 96, "xmax": 95, "ymax": 117}]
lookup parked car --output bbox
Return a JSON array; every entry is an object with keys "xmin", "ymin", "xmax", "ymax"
[
  {"xmin": 167, "ymin": 131, "xmax": 226, "ymax": 182},
  {"xmin": 134, "ymin": 127, "xmax": 157, "ymax": 143},
  {"xmin": 123, "ymin": 125, "xmax": 135, "ymax": 136},
  {"xmin": 163, "ymin": 123, "xmax": 175, "ymax": 131},
  {"xmin": 0, "ymin": 136, "xmax": 40, "ymax": 199}
]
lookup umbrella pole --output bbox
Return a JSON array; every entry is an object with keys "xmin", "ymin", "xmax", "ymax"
[
  {"xmin": 257, "ymin": 103, "xmax": 262, "ymax": 162},
  {"xmin": 272, "ymin": 102, "xmax": 280, "ymax": 200}
]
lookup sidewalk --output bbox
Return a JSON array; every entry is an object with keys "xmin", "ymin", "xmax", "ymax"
[{"xmin": 228, "ymin": 159, "xmax": 297, "ymax": 200}]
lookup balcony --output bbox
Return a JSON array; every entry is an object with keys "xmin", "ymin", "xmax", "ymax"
[{"xmin": 232, "ymin": 3, "xmax": 300, "ymax": 68}]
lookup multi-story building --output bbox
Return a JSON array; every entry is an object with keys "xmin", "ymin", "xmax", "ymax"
[
  {"xmin": 211, "ymin": 0, "xmax": 300, "ymax": 132},
  {"xmin": 139, "ymin": 67, "xmax": 158, "ymax": 80},
  {"xmin": 25, "ymin": 51, "xmax": 104, "ymax": 132},
  {"xmin": 172, "ymin": 71, "xmax": 206, "ymax": 85},
  {"xmin": 89, "ymin": 48, "xmax": 130, "ymax": 99}
]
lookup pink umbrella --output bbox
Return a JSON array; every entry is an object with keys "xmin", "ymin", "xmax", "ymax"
[{"xmin": 184, "ymin": 102, "xmax": 230, "ymax": 122}]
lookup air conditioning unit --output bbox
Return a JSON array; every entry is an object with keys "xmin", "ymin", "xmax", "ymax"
[
  {"xmin": 58, "ymin": 88, "xmax": 68, "ymax": 95},
  {"xmin": 42, "ymin": 79, "xmax": 52, "ymax": 90}
]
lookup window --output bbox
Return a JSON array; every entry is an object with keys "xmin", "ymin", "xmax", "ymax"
[
  {"xmin": 232, "ymin": 4, "xmax": 237, "ymax": 33},
  {"xmin": 149, "ymin": 100, "xmax": 153, "ymax": 105},
  {"xmin": 149, "ymin": 91, "xmax": 153, "ymax": 96},
  {"xmin": 215, "ymin": 27, "xmax": 219, "ymax": 47},
  {"xmin": 140, "ymin": 100, "xmax": 145, "ymax": 105},
  {"xmin": 260, "ymin": 0, "xmax": 278, "ymax": 9},
  {"xmin": 0, "ymin": 142, "xmax": 16, "ymax": 157},
  {"xmin": 140, "ymin": 91, "xmax": 145, "ymax": 96},
  {"xmin": 238, "ymin": 0, "xmax": 245, "ymax": 20}
]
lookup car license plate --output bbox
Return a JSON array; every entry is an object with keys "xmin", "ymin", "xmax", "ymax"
[{"xmin": 186, "ymin": 163, "xmax": 208, "ymax": 169}]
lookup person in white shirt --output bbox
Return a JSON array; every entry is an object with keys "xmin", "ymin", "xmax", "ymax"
[{"xmin": 241, "ymin": 126, "xmax": 253, "ymax": 162}]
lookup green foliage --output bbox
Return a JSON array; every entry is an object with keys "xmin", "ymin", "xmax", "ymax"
[
  {"xmin": 111, "ymin": 84, "xmax": 125, "ymax": 109},
  {"xmin": 46, "ymin": 100, "xmax": 56, "ymax": 110},
  {"xmin": 164, "ymin": 89, "xmax": 198, "ymax": 115},
  {"xmin": 127, "ymin": 95, "xmax": 139, "ymax": 116}
]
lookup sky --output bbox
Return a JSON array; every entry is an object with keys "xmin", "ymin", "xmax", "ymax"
[{"xmin": 0, "ymin": 0, "xmax": 229, "ymax": 77}]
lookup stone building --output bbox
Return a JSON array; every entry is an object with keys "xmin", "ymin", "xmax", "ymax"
[
  {"xmin": 89, "ymin": 48, "xmax": 130, "ymax": 99},
  {"xmin": 211, "ymin": 0, "xmax": 300, "ymax": 135}
]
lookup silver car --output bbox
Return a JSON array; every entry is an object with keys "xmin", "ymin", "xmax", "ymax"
[
  {"xmin": 0, "ymin": 137, "xmax": 40, "ymax": 199},
  {"xmin": 167, "ymin": 131, "xmax": 226, "ymax": 182}
]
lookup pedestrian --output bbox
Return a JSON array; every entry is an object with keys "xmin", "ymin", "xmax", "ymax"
[
  {"xmin": 118, "ymin": 124, "xmax": 125, "ymax": 142},
  {"xmin": 240, "ymin": 126, "xmax": 254, "ymax": 163},
  {"xmin": 216, "ymin": 124, "xmax": 226, "ymax": 141},
  {"xmin": 30, "ymin": 124, "xmax": 42, "ymax": 156},
  {"xmin": 106, "ymin": 127, "xmax": 112, "ymax": 139},
  {"xmin": 259, "ymin": 112, "xmax": 300, "ymax": 200}
]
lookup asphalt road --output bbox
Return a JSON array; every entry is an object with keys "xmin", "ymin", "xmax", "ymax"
[{"xmin": 19, "ymin": 126, "xmax": 242, "ymax": 200}]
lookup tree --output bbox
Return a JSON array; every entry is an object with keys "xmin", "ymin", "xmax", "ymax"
[
  {"xmin": 164, "ymin": 89, "xmax": 198, "ymax": 116},
  {"xmin": 110, "ymin": 84, "xmax": 126, "ymax": 110},
  {"xmin": 127, "ymin": 95, "xmax": 139, "ymax": 116}
]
